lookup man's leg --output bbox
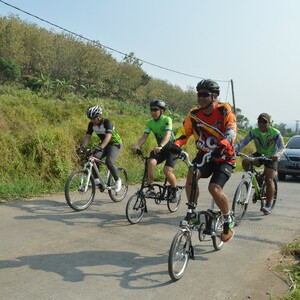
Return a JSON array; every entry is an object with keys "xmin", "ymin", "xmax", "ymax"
[
  {"xmin": 105, "ymin": 145, "xmax": 121, "ymax": 180},
  {"xmin": 164, "ymin": 166, "xmax": 176, "ymax": 188},
  {"xmin": 147, "ymin": 158, "xmax": 157, "ymax": 185}
]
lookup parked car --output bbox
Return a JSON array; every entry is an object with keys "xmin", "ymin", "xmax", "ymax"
[{"xmin": 278, "ymin": 135, "xmax": 300, "ymax": 180}]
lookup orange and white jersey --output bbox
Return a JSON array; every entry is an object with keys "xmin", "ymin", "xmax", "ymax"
[{"xmin": 174, "ymin": 102, "xmax": 237, "ymax": 162}]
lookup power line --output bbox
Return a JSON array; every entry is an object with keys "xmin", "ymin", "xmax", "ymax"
[{"xmin": 0, "ymin": 0, "xmax": 230, "ymax": 83}]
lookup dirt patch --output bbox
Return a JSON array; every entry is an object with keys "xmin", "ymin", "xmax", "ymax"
[{"xmin": 242, "ymin": 250, "xmax": 293, "ymax": 299}]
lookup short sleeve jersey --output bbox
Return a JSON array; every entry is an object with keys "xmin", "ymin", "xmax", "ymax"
[
  {"xmin": 144, "ymin": 115, "xmax": 175, "ymax": 148},
  {"xmin": 86, "ymin": 118, "xmax": 122, "ymax": 144}
]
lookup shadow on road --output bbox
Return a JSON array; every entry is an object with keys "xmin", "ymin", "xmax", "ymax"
[{"xmin": 0, "ymin": 249, "xmax": 208, "ymax": 289}]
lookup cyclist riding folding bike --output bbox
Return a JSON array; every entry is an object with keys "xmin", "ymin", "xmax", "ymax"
[
  {"xmin": 132, "ymin": 99, "xmax": 180, "ymax": 203},
  {"xmin": 170, "ymin": 79, "xmax": 237, "ymax": 242}
]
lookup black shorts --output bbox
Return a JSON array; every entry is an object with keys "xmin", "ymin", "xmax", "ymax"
[
  {"xmin": 149, "ymin": 149, "xmax": 178, "ymax": 168},
  {"xmin": 192, "ymin": 154, "xmax": 233, "ymax": 188},
  {"xmin": 252, "ymin": 152, "xmax": 277, "ymax": 170}
]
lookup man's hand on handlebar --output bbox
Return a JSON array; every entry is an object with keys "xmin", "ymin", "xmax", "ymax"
[{"xmin": 76, "ymin": 146, "xmax": 85, "ymax": 155}]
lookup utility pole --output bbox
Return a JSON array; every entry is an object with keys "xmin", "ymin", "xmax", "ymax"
[
  {"xmin": 296, "ymin": 120, "xmax": 300, "ymax": 134},
  {"xmin": 230, "ymin": 79, "xmax": 236, "ymax": 114}
]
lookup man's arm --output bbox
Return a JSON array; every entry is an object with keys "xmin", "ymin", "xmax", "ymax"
[{"xmin": 82, "ymin": 134, "xmax": 91, "ymax": 148}]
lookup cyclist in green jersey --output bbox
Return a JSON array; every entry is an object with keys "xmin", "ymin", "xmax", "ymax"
[
  {"xmin": 234, "ymin": 113, "xmax": 284, "ymax": 214},
  {"xmin": 132, "ymin": 100, "xmax": 180, "ymax": 202},
  {"xmin": 80, "ymin": 105, "xmax": 123, "ymax": 192}
]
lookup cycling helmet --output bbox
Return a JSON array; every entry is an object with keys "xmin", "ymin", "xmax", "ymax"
[
  {"xmin": 196, "ymin": 79, "xmax": 220, "ymax": 95},
  {"xmin": 150, "ymin": 99, "xmax": 166, "ymax": 110},
  {"xmin": 87, "ymin": 105, "xmax": 102, "ymax": 119}
]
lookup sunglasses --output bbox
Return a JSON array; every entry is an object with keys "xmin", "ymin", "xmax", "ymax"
[
  {"xmin": 258, "ymin": 119, "xmax": 268, "ymax": 124},
  {"xmin": 197, "ymin": 92, "xmax": 213, "ymax": 98},
  {"xmin": 150, "ymin": 108, "xmax": 160, "ymax": 112}
]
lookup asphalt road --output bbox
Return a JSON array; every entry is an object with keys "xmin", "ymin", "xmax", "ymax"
[{"xmin": 0, "ymin": 173, "xmax": 299, "ymax": 300}]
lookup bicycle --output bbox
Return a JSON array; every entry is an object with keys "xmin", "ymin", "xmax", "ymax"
[
  {"xmin": 168, "ymin": 151, "xmax": 225, "ymax": 281},
  {"xmin": 65, "ymin": 148, "xmax": 129, "ymax": 211},
  {"xmin": 125, "ymin": 149, "xmax": 184, "ymax": 224},
  {"xmin": 232, "ymin": 152, "xmax": 278, "ymax": 225}
]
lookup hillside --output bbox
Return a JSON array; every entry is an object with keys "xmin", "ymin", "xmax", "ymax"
[{"xmin": 0, "ymin": 85, "xmax": 197, "ymax": 200}]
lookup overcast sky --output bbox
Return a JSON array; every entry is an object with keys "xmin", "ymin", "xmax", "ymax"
[{"xmin": 1, "ymin": 0, "xmax": 300, "ymax": 127}]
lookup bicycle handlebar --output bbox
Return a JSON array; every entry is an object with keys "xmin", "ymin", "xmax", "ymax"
[
  {"xmin": 179, "ymin": 150, "xmax": 211, "ymax": 168},
  {"xmin": 235, "ymin": 151, "xmax": 273, "ymax": 162},
  {"xmin": 135, "ymin": 148, "xmax": 149, "ymax": 160}
]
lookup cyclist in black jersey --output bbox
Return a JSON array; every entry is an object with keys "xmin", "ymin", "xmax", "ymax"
[{"xmin": 80, "ymin": 105, "xmax": 123, "ymax": 192}]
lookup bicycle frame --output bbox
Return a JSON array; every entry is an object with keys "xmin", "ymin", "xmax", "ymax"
[
  {"xmin": 135, "ymin": 149, "xmax": 174, "ymax": 199},
  {"xmin": 83, "ymin": 158, "xmax": 113, "ymax": 191},
  {"xmin": 240, "ymin": 167, "xmax": 260, "ymax": 205},
  {"xmin": 232, "ymin": 152, "xmax": 278, "ymax": 223}
]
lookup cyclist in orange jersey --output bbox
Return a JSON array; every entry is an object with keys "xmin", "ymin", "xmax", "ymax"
[{"xmin": 170, "ymin": 79, "xmax": 237, "ymax": 242}]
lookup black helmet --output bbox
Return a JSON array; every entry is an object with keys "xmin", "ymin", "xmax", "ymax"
[
  {"xmin": 87, "ymin": 105, "xmax": 102, "ymax": 119},
  {"xmin": 150, "ymin": 99, "xmax": 166, "ymax": 110},
  {"xmin": 196, "ymin": 79, "xmax": 220, "ymax": 95}
]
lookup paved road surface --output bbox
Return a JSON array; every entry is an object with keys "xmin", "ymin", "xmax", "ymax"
[{"xmin": 0, "ymin": 173, "xmax": 299, "ymax": 300}]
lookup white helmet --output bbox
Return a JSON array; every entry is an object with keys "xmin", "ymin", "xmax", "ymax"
[{"xmin": 87, "ymin": 105, "xmax": 102, "ymax": 119}]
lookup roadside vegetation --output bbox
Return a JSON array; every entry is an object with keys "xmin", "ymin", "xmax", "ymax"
[{"xmin": 277, "ymin": 238, "xmax": 300, "ymax": 300}]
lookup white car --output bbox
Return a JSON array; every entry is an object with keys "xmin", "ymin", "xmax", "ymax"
[{"xmin": 278, "ymin": 135, "xmax": 300, "ymax": 181}]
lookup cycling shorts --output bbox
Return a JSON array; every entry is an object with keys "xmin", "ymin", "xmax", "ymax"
[
  {"xmin": 149, "ymin": 149, "xmax": 178, "ymax": 168},
  {"xmin": 192, "ymin": 154, "xmax": 233, "ymax": 188},
  {"xmin": 252, "ymin": 152, "xmax": 277, "ymax": 170}
]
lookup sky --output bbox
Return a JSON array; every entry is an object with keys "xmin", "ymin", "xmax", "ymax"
[{"xmin": 1, "ymin": 0, "xmax": 300, "ymax": 127}]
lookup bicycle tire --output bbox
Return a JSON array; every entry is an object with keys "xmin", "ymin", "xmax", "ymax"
[
  {"xmin": 65, "ymin": 170, "xmax": 95, "ymax": 211},
  {"xmin": 212, "ymin": 215, "xmax": 224, "ymax": 251},
  {"xmin": 232, "ymin": 179, "xmax": 250, "ymax": 225},
  {"xmin": 167, "ymin": 188, "xmax": 182, "ymax": 213},
  {"xmin": 108, "ymin": 167, "xmax": 129, "ymax": 202},
  {"xmin": 198, "ymin": 221, "xmax": 206, "ymax": 241},
  {"xmin": 260, "ymin": 177, "xmax": 278, "ymax": 209},
  {"xmin": 126, "ymin": 193, "xmax": 146, "ymax": 224},
  {"xmin": 168, "ymin": 230, "xmax": 192, "ymax": 281}
]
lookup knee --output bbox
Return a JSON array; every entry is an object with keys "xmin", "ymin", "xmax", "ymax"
[
  {"xmin": 164, "ymin": 166, "xmax": 173, "ymax": 176},
  {"xmin": 208, "ymin": 183, "xmax": 221, "ymax": 196},
  {"xmin": 105, "ymin": 159, "xmax": 114, "ymax": 168}
]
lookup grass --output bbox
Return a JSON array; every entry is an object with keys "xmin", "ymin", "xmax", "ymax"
[{"xmin": 275, "ymin": 238, "xmax": 300, "ymax": 299}]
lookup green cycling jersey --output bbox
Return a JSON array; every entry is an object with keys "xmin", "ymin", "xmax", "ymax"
[
  {"xmin": 144, "ymin": 115, "xmax": 175, "ymax": 148},
  {"xmin": 235, "ymin": 126, "xmax": 284, "ymax": 157}
]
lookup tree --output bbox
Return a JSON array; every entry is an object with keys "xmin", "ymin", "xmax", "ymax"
[
  {"xmin": 0, "ymin": 57, "xmax": 21, "ymax": 82},
  {"xmin": 236, "ymin": 108, "xmax": 249, "ymax": 130}
]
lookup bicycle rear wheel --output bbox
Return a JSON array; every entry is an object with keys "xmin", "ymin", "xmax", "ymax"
[
  {"xmin": 168, "ymin": 230, "xmax": 192, "ymax": 281},
  {"xmin": 126, "ymin": 193, "xmax": 146, "ymax": 224},
  {"xmin": 232, "ymin": 180, "xmax": 249, "ymax": 225},
  {"xmin": 108, "ymin": 167, "xmax": 129, "ymax": 202},
  {"xmin": 260, "ymin": 177, "xmax": 278, "ymax": 209},
  {"xmin": 212, "ymin": 215, "xmax": 224, "ymax": 251},
  {"xmin": 65, "ymin": 170, "xmax": 95, "ymax": 211}
]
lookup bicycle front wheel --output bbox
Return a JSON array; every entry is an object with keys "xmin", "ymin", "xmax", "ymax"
[
  {"xmin": 168, "ymin": 230, "xmax": 192, "ymax": 281},
  {"xmin": 167, "ymin": 187, "xmax": 182, "ymax": 213},
  {"xmin": 232, "ymin": 179, "xmax": 249, "ymax": 225},
  {"xmin": 261, "ymin": 177, "xmax": 278, "ymax": 209},
  {"xmin": 108, "ymin": 167, "xmax": 129, "ymax": 202},
  {"xmin": 126, "ymin": 193, "xmax": 146, "ymax": 224},
  {"xmin": 212, "ymin": 215, "xmax": 224, "ymax": 251},
  {"xmin": 65, "ymin": 170, "xmax": 95, "ymax": 211}
]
